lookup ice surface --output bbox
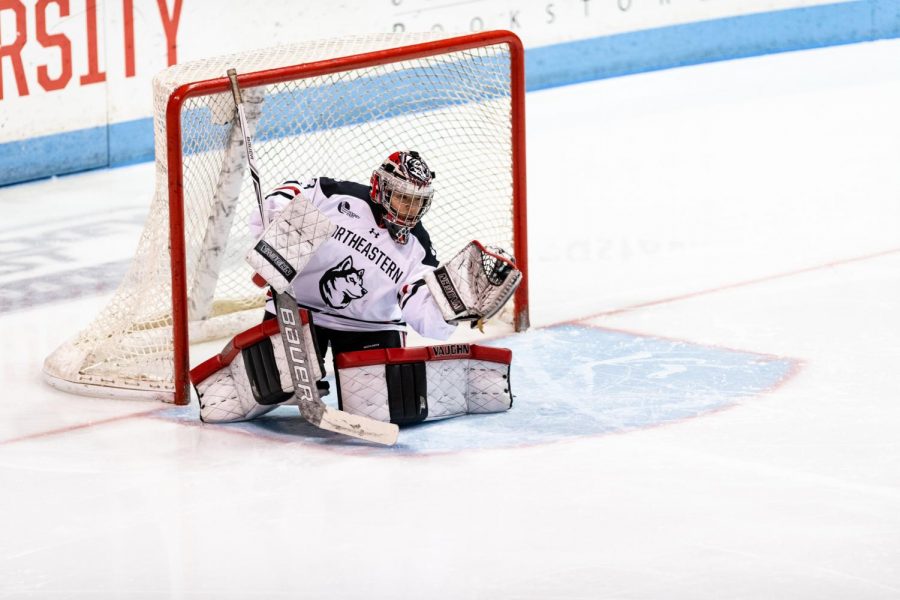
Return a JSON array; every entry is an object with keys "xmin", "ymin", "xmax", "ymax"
[{"xmin": 1, "ymin": 40, "xmax": 899, "ymax": 599}]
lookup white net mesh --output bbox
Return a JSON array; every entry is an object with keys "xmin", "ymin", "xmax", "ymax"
[{"xmin": 43, "ymin": 33, "xmax": 521, "ymax": 402}]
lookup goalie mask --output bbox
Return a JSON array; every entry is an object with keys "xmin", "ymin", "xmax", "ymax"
[{"xmin": 370, "ymin": 150, "xmax": 435, "ymax": 244}]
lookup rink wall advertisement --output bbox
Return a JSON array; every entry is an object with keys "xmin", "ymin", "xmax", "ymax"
[{"xmin": 0, "ymin": 0, "xmax": 898, "ymax": 186}]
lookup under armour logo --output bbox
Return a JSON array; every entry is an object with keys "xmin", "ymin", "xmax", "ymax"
[{"xmin": 369, "ymin": 228, "xmax": 380, "ymax": 239}]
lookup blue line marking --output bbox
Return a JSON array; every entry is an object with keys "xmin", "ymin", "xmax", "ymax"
[{"xmin": 161, "ymin": 324, "xmax": 798, "ymax": 453}]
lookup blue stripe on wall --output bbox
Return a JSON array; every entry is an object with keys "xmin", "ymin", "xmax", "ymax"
[
  {"xmin": 1, "ymin": 126, "xmax": 109, "ymax": 184},
  {"xmin": 872, "ymin": 0, "xmax": 900, "ymax": 37},
  {"xmin": 1, "ymin": 0, "xmax": 897, "ymax": 187},
  {"xmin": 525, "ymin": 0, "xmax": 877, "ymax": 90},
  {"xmin": 108, "ymin": 118, "xmax": 155, "ymax": 166}
]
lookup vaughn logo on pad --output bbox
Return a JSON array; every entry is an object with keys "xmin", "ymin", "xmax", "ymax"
[
  {"xmin": 254, "ymin": 240, "xmax": 297, "ymax": 282},
  {"xmin": 433, "ymin": 267, "xmax": 465, "ymax": 315},
  {"xmin": 430, "ymin": 344, "xmax": 471, "ymax": 359}
]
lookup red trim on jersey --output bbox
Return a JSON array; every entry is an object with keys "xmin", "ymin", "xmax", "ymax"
[{"xmin": 274, "ymin": 185, "xmax": 302, "ymax": 196}]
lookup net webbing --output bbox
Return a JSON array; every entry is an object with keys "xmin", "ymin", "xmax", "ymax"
[{"xmin": 43, "ymin": 33, "xmax": 517, "ymax": 401}]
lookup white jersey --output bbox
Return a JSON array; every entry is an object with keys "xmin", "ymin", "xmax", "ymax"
[{"xmin": 250, "ymin": 177, "xmax": 457, "ymax": 340}]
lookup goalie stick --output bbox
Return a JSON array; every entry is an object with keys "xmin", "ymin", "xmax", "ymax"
[{"xmin": 227, "ymin": 68, "xmax": 399, "ymax": 446}]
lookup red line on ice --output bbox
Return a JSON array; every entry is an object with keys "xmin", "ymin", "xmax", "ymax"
[
  {"xmin": 575, "ymin": 246, "xmax": 900, "ymax": 321},
  {"xmin": 0, "ymin": 408, "xmax": 167, "ymax": 446}
]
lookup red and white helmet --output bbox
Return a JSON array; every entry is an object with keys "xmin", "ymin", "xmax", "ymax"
[{"xmin": 370, "ymin": 151, "xmax": 435, "ymax": 244}]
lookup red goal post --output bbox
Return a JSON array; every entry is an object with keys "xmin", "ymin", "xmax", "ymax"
[{"xmin": 44, "ymin": 30, "xmax": 528, "ymax": 406}]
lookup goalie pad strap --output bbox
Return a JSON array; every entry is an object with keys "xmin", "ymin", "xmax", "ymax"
[
  {"xmin": 385, "ymin": 362, "xmax": 429, "ymax": 424},
  {"xmin": 336, "ymin": 344, "xmax": 513, "ymax": 424},
  {"xmin": 242, "ymin": 337, "xmax": 292, "ymax": 406}
]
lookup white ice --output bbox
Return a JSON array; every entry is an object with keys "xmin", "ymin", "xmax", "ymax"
[{"xmin": 2, "ymin": 39, "xmax": 899, "ymax": 599}]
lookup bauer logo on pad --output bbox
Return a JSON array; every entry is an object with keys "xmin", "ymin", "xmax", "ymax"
[{"xmin": 254, "ymin": 240, "xmax": 297, "ymax": 282}]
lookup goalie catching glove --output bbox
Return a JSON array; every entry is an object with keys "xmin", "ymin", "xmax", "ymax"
[{"xmin": 425, "ymin": 240, "xmax": 522, "ymax": 326}]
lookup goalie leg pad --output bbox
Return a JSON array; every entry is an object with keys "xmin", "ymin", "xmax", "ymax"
[
  {"xmin": 190, "ymin": 314, "xmax": 321, "ymax": 423},
  {"xmin": 336, "ymin": 344, "xmax": 513, "ymax": 425}
]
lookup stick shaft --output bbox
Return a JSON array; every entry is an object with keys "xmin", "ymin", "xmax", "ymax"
[{"xmin": 228, "ymin": 70, "xmax": 264, "ymax": 225}]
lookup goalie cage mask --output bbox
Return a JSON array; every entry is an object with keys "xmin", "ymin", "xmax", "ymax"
[{"xmin": 370, "ymin": 150, "xmax": 435, "ymax": 244}]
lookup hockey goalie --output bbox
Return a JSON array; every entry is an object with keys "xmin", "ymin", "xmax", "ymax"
[{"xmin": 190, "ymin": 151, "xmax": 522, "ymax": 426}]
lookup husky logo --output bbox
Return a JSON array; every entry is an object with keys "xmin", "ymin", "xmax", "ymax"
[
  {"xmin": 338, "ymin": 200, "xmax": 360, "ymax": 219},
  {"xmin": 319, "ymin": 256, "xmax": 367, "ymax": 309}
]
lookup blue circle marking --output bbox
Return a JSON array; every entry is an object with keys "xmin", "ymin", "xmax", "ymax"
[{"xmin": 166, "ymin": 324, "xmax": 796, "ymax": 453}]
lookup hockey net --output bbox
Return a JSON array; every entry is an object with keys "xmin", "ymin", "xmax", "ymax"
[{"xmin": 43, "ymin": 31, "xmax": 528, "ymax": 405}]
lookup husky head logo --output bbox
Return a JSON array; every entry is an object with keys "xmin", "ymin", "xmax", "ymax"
[{"xmin": 319, "ymin": 256, "xmax": 367, "ymax": 309}]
